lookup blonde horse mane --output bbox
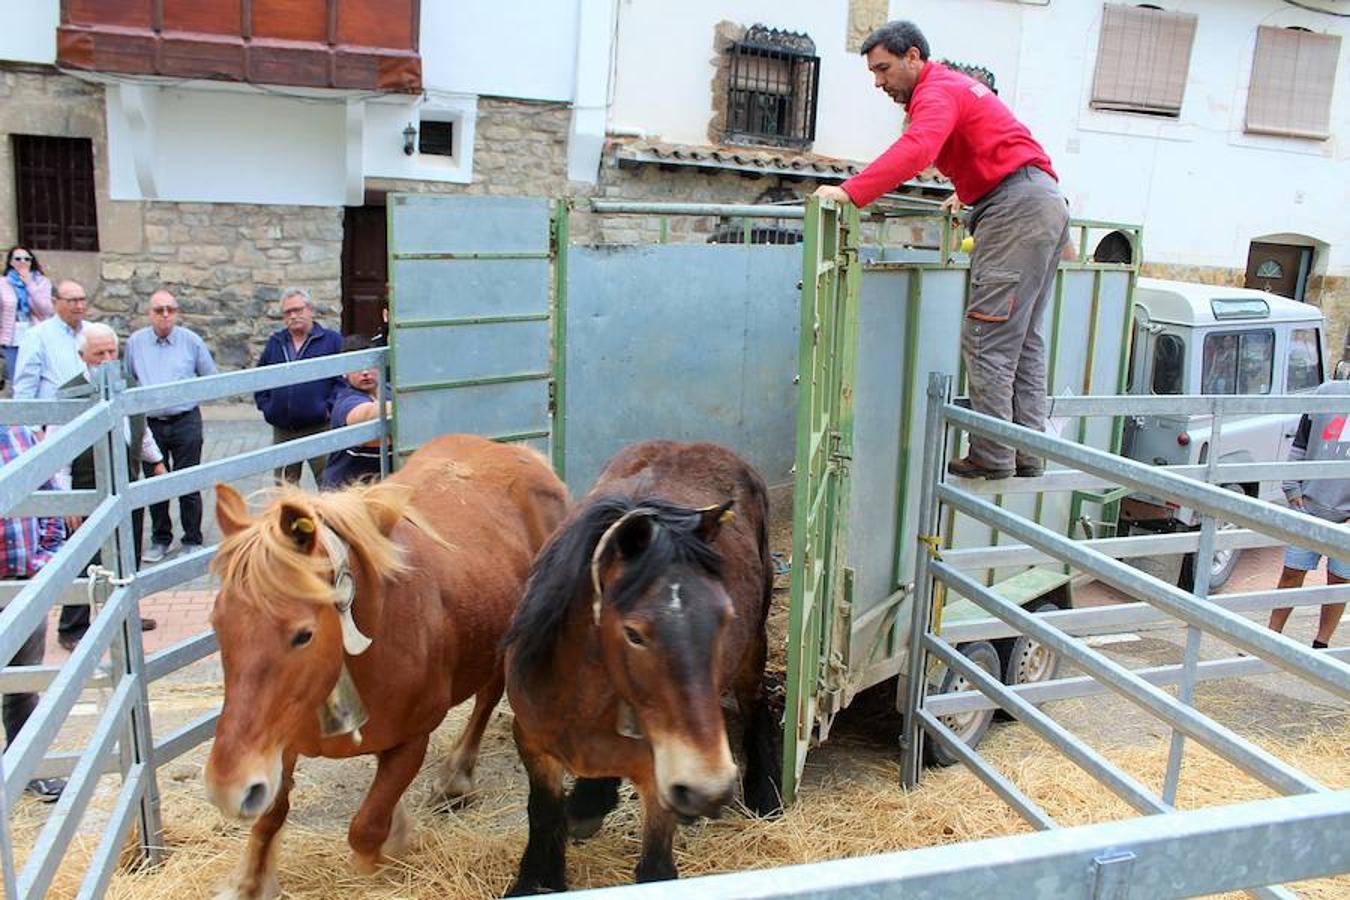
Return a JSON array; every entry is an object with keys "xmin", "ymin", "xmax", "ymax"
[{"xmin": 211, "ymin": 480, "xmax": 434, "ymax": 615}]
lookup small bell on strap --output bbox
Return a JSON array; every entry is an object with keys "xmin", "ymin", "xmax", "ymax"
[{"xmin": 318, "ymin": 664, "xmax": 369, "ymax": 744}]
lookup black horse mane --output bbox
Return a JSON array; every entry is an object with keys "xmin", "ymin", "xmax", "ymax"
[{"xmin": 503, "ymin": 493, "xmax": 725, "ymax": 677}]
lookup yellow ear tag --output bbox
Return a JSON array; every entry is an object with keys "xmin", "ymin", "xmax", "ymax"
[
  {"xmin": 718, "ymin": 509, "xmax": 737, "ymax": 525},
  {"xmin": 290, "ymin": 516, "xmax": 316, "ymax": 535}
]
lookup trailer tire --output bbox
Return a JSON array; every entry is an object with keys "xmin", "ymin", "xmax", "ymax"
[
  {"xmin": 924, "ymin": 640, "xmax": 1001, "ymax": 768},
  {"xmin": 994, "ymin": 599, "xmax": 1064, "ymax": 724}
]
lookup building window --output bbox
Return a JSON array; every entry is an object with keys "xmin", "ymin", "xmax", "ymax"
[
  {"xmin": 724, "ymin": 26, "xmax": 820, "ymax": 149},
  {"xmin": 418, "ymin": 119, "xmax": 454, "ymax": 157},
  {"xmin": 1090, "ymin": 4, "xmax": 1197, "ymax": 118},
  {"xmin": 1246, "ymin": 26, "xmax": 1341, "ymax": 141},
  {"xmin": 12, "ymin": 135, "xmax": 99, "ymax": 252}
]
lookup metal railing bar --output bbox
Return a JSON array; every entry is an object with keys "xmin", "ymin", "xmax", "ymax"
[
  {"xmin": 393, "ymin": 313, "xmax": 551, "ymax": 329},
  {"xmin": 154, "ymin": 710, "xmax": 219, "ymax": 764},
  {"xmin": 944, "ymin": 405, "xmax": 1349, "ymax": 563},
  {"xmin": 145, "ymin": 631, "xmax": 218, "ymax": 683},
  {"xmin": 939, "ymin": 484, "xmax": 1350, "ymax": 699},
  {"xmin": 3, "ymin": 588, "xmax": 132, "ymax": 805},
  {"xmin": 930, "ymin": 561, "xmax": 1325, "ymax": 796},
  {"xmin": 392, "ymin": 371, "xmax": 550, "ymax": 394},
  {"xmin": 117, "ymin": 347, "xmax": 386, "ymax": 417},
  {"xmin": 19, "ymin": 676, "xmax": 136, "ymax": 898},
  {"xmin": 915, "ymin": 708, "xmax": 1058, "ymax": 831},
  {"xmin": 588, "ymin": 200, "xmax": 808, "ymax": 219},
  {"xmin": 956, "ymin": 459, "xmax": 1350, "ymax": 496},
  {"xmin": 924, "ymin": 634, "xmax": 1169, "ymax": 817},
  {"xmin": 0, "ymin": 399, "xmax": 90, "ymax": 426},
  {"xmin": 390, "ymin": 251, "xmax": 550, "ymax": 261},
  {"xmin": 926, "ymin": 647, "xmax": 1350, "ymax": 716},
  {"xmin": 0, "ymin": 497, "xmax": 120, "ymax": 665},
  {"xmin": 0, "ymin": 664, "xmax": 111, "ymax": 694},
  {"xmin": 1042, "ymin": 393, "xmax": 1350, "ymax": 417},
  {"xmin": 564, "ymin": 790, "xmax": 1349, "ymax": 899},
  {"xmin": 74, "ymin": 762, "xmax": 145, "ymax": 900},
  {"xmin": 125, "ymin": 419, "xmax": 382, "ymax": 509},
  {"xmin": 133, "ymin": 543, "xmax": 213, "ymax": 596},
  {"xmin": 942, "ymin": 583, "xmax": 1350, "ymax": 644},
  {"xmin": 9, "ymin": 489, "xmax": 101, "ymax": 518},
  {"xmin": 0, "ymin": 401, "xmax": 115, "ymax": 518},
  {"xmin": 940, "ymin": 527, "xmax": 1277, "ymax": 570}
]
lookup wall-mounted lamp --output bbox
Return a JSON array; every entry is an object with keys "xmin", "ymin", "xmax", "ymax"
[{"xmin": 403, "ymin": 123, "xmax": 417, "ymax": 156}]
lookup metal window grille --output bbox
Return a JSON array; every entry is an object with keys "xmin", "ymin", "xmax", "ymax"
[
  {"xmin": 724, "ymin": 26, "xmax": 820, "ymax": 149},
  {"xmin": 12, "ymin": 135, "xmax": 99, "ymax": 252},
  {"xmin": 707, "ymin": 223, "xmax": 803, "ymax": 245},
  {"xmin": 1090, "ymin": 4, "xmax": 1197, "ymax": 118},
  {"xmin": 418, "ymin": 119, "xmax": 454, "ymax": 157},
  {"xmin": 1246, "ymin": 26, "xmax": 1340, "ymax": 141}
]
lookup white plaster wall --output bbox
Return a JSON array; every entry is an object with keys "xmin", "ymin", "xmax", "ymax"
[
  {"xmin": 0, "ymin": 0, "xmax": 57, "ymax": 64},
  {"xmin": 421, "ymin": 0, "xmax": 579, "ymax": 101}
]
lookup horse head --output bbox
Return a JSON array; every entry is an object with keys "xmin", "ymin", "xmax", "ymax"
[{"xmin": 203, "ymin": 481, "xmax": 408, "ymax": 821}]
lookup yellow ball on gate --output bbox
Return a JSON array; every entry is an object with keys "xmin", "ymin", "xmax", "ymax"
[{"xmin": 960, "ymin": 235, "xmax": 975, "ymax": 254}]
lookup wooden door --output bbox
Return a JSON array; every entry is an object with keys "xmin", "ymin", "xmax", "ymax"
[
  {"xmin": 1244, "ymin": 242, "xmax": 1305, "ymax": 300},
  {"xmin": 342, "ymin": 204, "xmax": 388, "ymax": 337}
]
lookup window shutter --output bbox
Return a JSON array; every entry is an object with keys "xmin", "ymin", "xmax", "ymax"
[
  {"xmin": 1091, "ymin": 4, "xmax": 1197, "ymax": 117},
  {"xmin": 1245, "ymin": 26, "xmax": 1340, "ymax": 140}
]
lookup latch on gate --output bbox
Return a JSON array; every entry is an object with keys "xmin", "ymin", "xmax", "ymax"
[
  {"xmin": 1090, "ymin": 849, "xmax": 1136, "ymax": 900},
  {"xmin": 86, "ymin": 564, "xmax": 135, "ymax": 621}
]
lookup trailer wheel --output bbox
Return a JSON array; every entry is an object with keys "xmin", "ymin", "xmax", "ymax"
[
  {"xmin": 1003, "ymin": 599, "xmax": 1064, "ymax": 688},
  {"xmin": 924, "ymin": 640, "xmax": 1000, "ymax": 767}
]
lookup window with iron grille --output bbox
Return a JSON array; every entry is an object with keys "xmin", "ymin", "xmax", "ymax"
[
  {"xmin": 12, "ymin": 135, "xmax": 99, "ymax": 252},
  {"xmin": 724, "ymin": 26, "xmax": 820, "ymax": 149},
  {"xmin": 419, "ymin": 119, "xmax": 454, "ymax": 157}
]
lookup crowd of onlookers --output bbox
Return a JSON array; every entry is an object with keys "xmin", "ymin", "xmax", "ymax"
[{"xmin": 0, "ymin": 244, "xmax": 387, "ymax": 803}]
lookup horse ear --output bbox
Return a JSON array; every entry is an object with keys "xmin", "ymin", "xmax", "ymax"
[
  {"xmin": 694, "ymin": 500, "xmax": 735, "ymax": 545},
  {"xmin": 278, "ymin": 502, "xmax": 319, "ymax": 554},
  {"xmin": 612, "ymin": 513, "xmax": 655, "ymax": 561},
  {"xmin": 216, "ymin": 483, "xmax": 250, "ymax": 536}
]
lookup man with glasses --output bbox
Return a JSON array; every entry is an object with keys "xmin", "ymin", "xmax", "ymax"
[
  {"xmin": 125, "ymin": 290, "xmax": 218, "ymax": 563},
  {"xmin": 11, "ymin": 279, "xmax": 89, "ymax": 401},
  {"xmin": 253, "ymin": 288, "xmax": 342, "ymax": 485}
]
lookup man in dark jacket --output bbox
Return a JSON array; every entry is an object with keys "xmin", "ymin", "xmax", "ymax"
[{"xmin": 253, "ymin": 288, "xmax": 343, "ymax": 485}]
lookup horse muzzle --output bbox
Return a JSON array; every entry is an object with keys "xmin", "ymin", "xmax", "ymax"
[
  {"xmin": 204, "ymin": 749, "xmax": 283, "ymax": 822},
  {"xmin": 651, "ymin": 736, "xmax": 738, "ymax": 820}
]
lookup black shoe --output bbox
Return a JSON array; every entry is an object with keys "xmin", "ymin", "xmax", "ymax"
[
  {"xmin": 947, "ymin": 456, "xmax": 1013, "ymax": 480},
  {"xmin": 141, "ymin": 618, "xmax": 158, "ymax": 632},
  {"xmin": 25, "ymin": 778, "xmax": 65, "ymax": 802},
  {"xmin": 1016, "ymin": 463, "xmax": 1045, "ymax": 478}
]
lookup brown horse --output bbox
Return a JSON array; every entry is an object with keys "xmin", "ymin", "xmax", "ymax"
[
  {"xmin": 503, "ymin": 440, "xmax": 780, "ymax": 894},
  {"xmin": 203, "ymin": 435, "xmax": 566, "ymax": 899}
]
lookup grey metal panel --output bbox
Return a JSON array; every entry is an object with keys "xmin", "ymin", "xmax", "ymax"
[
  {"xmin": 390, "ymin": 258, "xmax": 550, "ymax": 320},
  {"xmin": 563, "ymin": 244, "xmax": 800, "ymax": 493},
  {"xmin": 388, "ymin": 194, "xmax": 550, "ymax": 254},
  {"xmin": 391, "ymin": 321, "xmax": 550, "ymax": 387},
  {"xmin": 395, "ymin": 380, "xmax": 549, "ymax": 448}
]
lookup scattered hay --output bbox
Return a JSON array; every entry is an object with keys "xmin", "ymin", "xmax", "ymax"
[{"xmin": 12, "ymin": 712, "xmax": 1340, "ymax": 899}]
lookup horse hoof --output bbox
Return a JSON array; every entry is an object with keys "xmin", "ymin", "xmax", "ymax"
[
  {"xmin": 432, "ymin": 771, "xmax": 476, "ymax": 809},
  {"xmin": 351, "ymin": 851, "xmax": 382, "ymax": 876},
  {"xmin": 214, "ymin": 874, "xmax": 280, "ymax": 900},
  {"xmin": 567, "ymin": 813, "xmax": 606, "ymax": 840}
]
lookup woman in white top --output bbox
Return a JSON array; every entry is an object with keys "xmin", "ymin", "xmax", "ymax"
[{"xmin": 0, "ymin": 246, "xmax": 54, "ymax": 384}]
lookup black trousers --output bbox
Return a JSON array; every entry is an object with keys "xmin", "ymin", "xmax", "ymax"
[
  {"xmin": 144, "ymin": 408, "xmax": 204, "ymax": 546},
  {"xmin": 3, "ymin": 581, "xmax": 45, "ymax": 746}
]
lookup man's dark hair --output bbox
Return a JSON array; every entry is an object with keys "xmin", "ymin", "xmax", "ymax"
[{"xmin": 860, "ymin": 21, "xmax": 930, "ymax": 61}]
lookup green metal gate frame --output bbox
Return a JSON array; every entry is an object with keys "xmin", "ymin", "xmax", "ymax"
[{"xmin": 782, "ymin": 199, "xmax": 861, "ymax": 804}]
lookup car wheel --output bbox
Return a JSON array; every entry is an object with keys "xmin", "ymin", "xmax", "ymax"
[{"xmin": 924, "ymin": 640, "xmax": 1001, "ymax": 767}]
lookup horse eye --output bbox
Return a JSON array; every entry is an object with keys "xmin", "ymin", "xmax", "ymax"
[
  {"xmin": 291, "ymin": 628, "xmax": 314, "ymax": 648},
  {"xmin": 622, "ymin": 626, "xmax": 646, "ymax": 648}
]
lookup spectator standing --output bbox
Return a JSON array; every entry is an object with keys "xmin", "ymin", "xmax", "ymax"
[
  {"xmin": 0, "ymin": 424, "xmax": 68, "ymax": 801},
  {"xmin": 0, "ymin": 246, "xmax": 54, "ymax": 386},
  {"xmin": 320, "ymin": 335, "xmax": 390, "ymax": 490},
  {"xmin": 11, "ymin": 279, "xmax": 87, "ymax": 401},
  {"xmin": 253, "ymin": 288, "xmax": 342, "ymax": 485},
  {"xmin": 124, "ymin": 290, "xmax": 218, "ymax": 563},
  {"xmin": 1268, "ymin": 379, "xmax": 1350, "ymax": 649}
]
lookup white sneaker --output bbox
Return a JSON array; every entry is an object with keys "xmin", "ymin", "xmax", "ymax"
[{"xmin": 142, "ymin": 542, "xmax": 171, "ymax": 564}]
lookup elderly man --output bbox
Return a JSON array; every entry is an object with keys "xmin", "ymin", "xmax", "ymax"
[
  {"xmin": 815, "ymin": 20, "xmax": 1068, "ymax": 480},
  {"xmin": 56, "ymin": 322, "xmax": 164, "ymax": 650},
  {"xmin": 11, "ymin": 279, "xmax": 88, "ymax": 401},
  {"xmin": 253, "ymin": 288, "xmax": 342, "ymax": 485},
  {"xmin": 320, "ymin": 335, "xmax": 390, "ymax": 490},
  {"xmin": 125, "ymin": 290, "xmax": 218, "ymax": 563}
]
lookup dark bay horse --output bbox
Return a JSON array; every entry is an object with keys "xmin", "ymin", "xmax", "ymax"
[
  {"xmin": 204, "ymin": 435, "xmax": 567, "ymax": 899},
  {"xmin": 503, "ymin": 440, "xmax": 780, "ymax": 894}
]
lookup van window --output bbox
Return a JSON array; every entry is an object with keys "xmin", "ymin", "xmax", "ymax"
[
  {"xmin": 1202, "ymin": 330, "xmax": 1274, "ymax": 395},
  {"xmin": 1287, "ymin": 327, "xmax": 1323, "ymax": 392},
  {"xmin": 1152, "ymin": 334, "xmax": 1184, "ymax": 394}
]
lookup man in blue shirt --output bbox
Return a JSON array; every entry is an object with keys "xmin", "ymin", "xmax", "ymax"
[
  {"xmin": 321, "ymin": 335, "xmax": 389, "ymax": 490},
  {"xmin": 11, "ymin": 279, "xmax": 87, "ymax": 402},
  {"xmin": 125, "ymin": 290, "xmax": 219, "ymax": 563},
  {"xmin": 253, "ymin": 288, "xmax": 342, "ymax": 485}
]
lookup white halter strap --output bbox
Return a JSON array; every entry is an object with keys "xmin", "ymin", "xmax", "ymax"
[
  {"xmin": 589, "ymin": 508, "xmax": 658, "ymax": 625},
  {"xmin": 317, "ymin": 524, "xmax": 373, "ymax": 656}
]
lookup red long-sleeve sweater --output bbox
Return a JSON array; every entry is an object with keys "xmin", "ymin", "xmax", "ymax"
[{"xmin": 842, "ymin": 61, "xmax": 1056, "ymax": 208}]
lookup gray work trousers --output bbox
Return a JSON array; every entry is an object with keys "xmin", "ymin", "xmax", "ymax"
[
  {"xmin": 962, "ymin": 166, "xmax": 1070, "ymax": 471},
  {"xmin": 272, "ymin": 423, "xmax": 329, "ymax": 486}
]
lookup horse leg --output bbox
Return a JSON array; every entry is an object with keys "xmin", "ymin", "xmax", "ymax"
[
  {"xmin": 433, "ymin": 674, "xmax": 504, "ymax": 807},
  {"xmin": 348, "ymin": 733, "xmax": 430, "ymax": 874},
  {"xmin": 566, "ymin": 777, "xmax": 621, "ymax": 839},
  {"xmin": 631, "ymin": 772, "xmax": 678, "ymax": 883},
  {"xmin": 216, "ymin": 750, "xmax": 296, "ymax": 900},
  {"xmin": 735, "ymin": 630, "xmax": 783, "ymax": 817},
  {"xmin": 505, "ymin": 722, "xmax": 567, "ymax": 896}
]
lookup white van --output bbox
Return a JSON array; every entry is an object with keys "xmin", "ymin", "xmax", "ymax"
[{"xmin": 1119, "ymin": 278, "xmax": 1325, "ymax": 587}]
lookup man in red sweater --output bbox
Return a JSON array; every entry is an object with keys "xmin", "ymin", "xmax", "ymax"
[{"xmin": 817, "ymin": 21, "xmax": 1068, "ymax": 479}]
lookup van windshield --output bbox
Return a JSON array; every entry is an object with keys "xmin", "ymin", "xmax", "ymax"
[{"xmin": 1201, "ymin": 330, "xmax": 1274, "ymax": 395}]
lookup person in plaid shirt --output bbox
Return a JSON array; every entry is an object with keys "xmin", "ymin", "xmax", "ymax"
[{"xmin": 0, "ymin": 424, "xmax": 67, "ymax": 801}]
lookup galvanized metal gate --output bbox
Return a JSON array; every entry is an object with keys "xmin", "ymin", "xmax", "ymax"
[
  {"xmin": 781, "ymin": 200, "xmax": 860, "ymax": 804},
  {"xmin": 386, "ymin": 195, "xmax": 560, "ymax": 463}
]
